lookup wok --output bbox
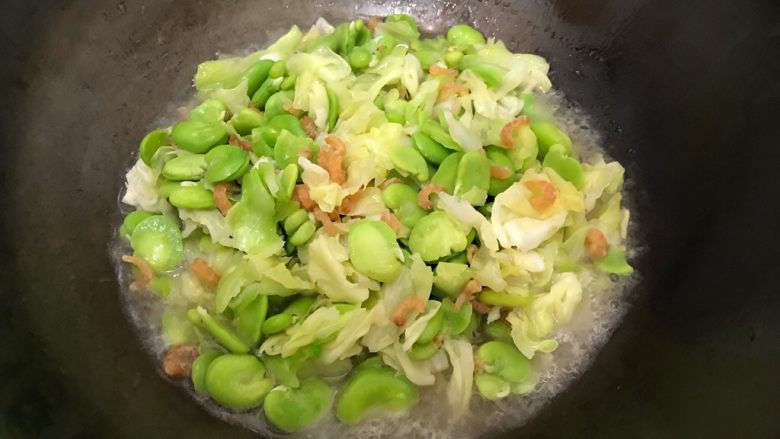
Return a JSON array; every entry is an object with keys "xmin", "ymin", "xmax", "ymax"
[{"xmin": 1, "ymin": 0, "xmax": 779, "ymax": 437}]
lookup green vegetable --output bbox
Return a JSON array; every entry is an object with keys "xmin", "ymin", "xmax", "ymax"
[
  {"xmin": 454, "ymin": 151, "xmax": 491, "ymax": 206},
  {"xmin": 191, "ymin": 351, "xmax": 221, "ymax": 394},
  {"xmin": 262, "ymin": 312, "xmax": 294, "ymax": 335},
  {"xmin": 348, "ymin": 220, "xmax": 403, "ymax": 282},
  {"xmin": 188, "ymin": 307, "xmax": 250, "ymax": 353},
  {"xmin": 596, "ymin": 247, "xmax": 633, "ymax": 274},
  {"xmin": 416, "ymin": 307, "xmax": 444, "ymax": 344},
  {"xmin": 251, "ymin": 77, "xmax": 279, "ymax": 108},
  {"xmin": 130, "ymin": 215, "xmax": 184, "ymax": 272},
  {"xmin": 530, "ymin": 122, "xmax": 572, "ymax": 157},
  {"xmin": 390, "ymin": 146, "xmax": 429, "ymax": 181},
  {"xmin": 204, "ymin": 145, "xmax": 250, "ymax": 183},
  {"xmin": 204, "ymin": 354, "xmax": 273, "ymax": 410},
  {"xmin": 431, "ymin": 152, "xmax": 464, "ymax": 193},
  {"xmin": 264, "ymin": 378, "xmax": 334, "ymax": 432},
  {"xmin": 477, "ymin": 341, "xmax": 531, "ymax": 384},
  {"xmin": 408, "ymin": 211, "xmax": 468, "ymax": 262},
  {"xmin": 120, "ymin": 211, "xmax": 154, "ymax": 240},
  {"xmin": 242, "ymin": 59, "xmax": 275, "ymax": 97},
  {"xmin": 326, "ymin": 87, "xmax": 339, "ymax": 132},
  {"xmin": 161, "ymin": 154, "xmax": 207, "ymax": 181},
  {"xmin": 408, "ymin": 342, "xmax": 439, "ymax": 361},
  {"xmin": 169, "ymin": 185, "xmax": 215, "ymax": 209},
  {"xmin": 190, "ymin": 99, "xmax": 228, "ymax": 123},
  {"xmin": 337, "ymin": 367, "xmax": 419, "ymax": 424},
  {"xmin": 234, "ymin": 294, "xmax": 268, "ymax": 346},
  {"xmin": 231, "ymin": 108, "xmax": 266, "ymax": 135},
  {"xmin": 542, "ymin": 144, "xmax": 584, "ymax": 189},
  {"xmin": 441, "ymin": 299, "xmax": 473, "ymax": 336},
  {"xmin": 412, "ymin": 131, "xmax": 451, "ymax": 165},
  {"xmin": 447, "ymin": 24, "xmax": 486, "ymax": 46},
  {"xmin": 171, "ymin": 120, "xmax": 228, "ymax": 154},
  {"xmin": 138, "ymin": 129, "xmax": 169, "ymax": 166},
  {"xmin": 433, "ymin": 262, "xmax": 471, "ymax": 297},
  {"xmin": 484, "ymin": 321, "xmax": 513, "ymax": 343},
  {"xmin": 265, "ymin": 90, "xmax": 295, "ymax": 119},
  {"xmin": 478, "ymin": 290, "xmax": 532, "ymax": 307}
]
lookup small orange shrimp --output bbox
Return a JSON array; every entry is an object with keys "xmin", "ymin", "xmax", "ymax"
[
  {"xmin": 438, "ymin": 82, "xmax": 469, "ymax": 101},
  {"xmin": 367, "ymin": 16, "xmax": 379, "ymax": 36},
  {"xmin": 381, "ymin": 210, "xmax": 402, "ymax": 235},
  {"xmin": 190, "ymin": 257, "xmax": 220, "ymax": 288},
  {"xmin": 228, "ymin": 134, "xmax": 254, "ymax": 153},
  {"xmin": 121, "ymin": 255, "xmax": 154, "ymax": 292},
  {"xmin": 283, "ymin": 101, "xmax": 302, "ymax": 117},
  {"xmin": 339, "ymin": 189, "xmax": 365, "ymax": 214},
  {"xmin": 392, "ymin": 296, "xmax": 426, "ymax": 326},
  {"xmin": 429, "ymin": 64, "xmax": 458, "ymax": 78},
  {"xmin": 300, "ymin": 116, "xmax": 319, "ymax": 139},
  {"xmin": 313, "ymin": 207, "xmax": 340, "ymax": 236},
  {"xmin": 319, "ymin": 135, "xmax": 348, "ymax": 185},
  {"xmin": 292, "ymin": 184, "xmax": 318, "ymax": 211},
  {"xmin": 418, "ymin": 184, "xmax": 447, "ymax": 210},
  {"xmin": 454, "ymin": 279, "xmax": 482, "ymax": 311},
  {"xmin": 499, "ymin": 116, "xmax": 531, "ymax": 149},
  {"xmin": 523, "ymin": 179, "xmax": 557, "ymax": 212},
  {"xmin": 585, "ymin": 227, "xmax": 609, "ymax": 260},
  {"xmin": 162, "ymin": 344, "xmax": 199, "ymax": 378},
  {"xmin": 213, "ymin": 183, "xmax": 234, "ymax": 216}
]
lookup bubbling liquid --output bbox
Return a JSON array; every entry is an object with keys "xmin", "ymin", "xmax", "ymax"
[{"xmin": 112, "ymin": 89, "xmax": 639, "ymax": 438}]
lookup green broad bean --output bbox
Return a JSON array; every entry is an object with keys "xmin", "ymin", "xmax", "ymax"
[
  {"xmin": 283, "ymin": 209, "xmax": 309, "ymax": 235},
  {"xmin": 277, "ymin": 164, "xmax": 299, "ymax": 202},
  {"xmin": 336, "ymin": 367, "xmax": 419, "ymax": 424},
  {"xmin": 375, "ymin": 34, "xmax": 397, "ymax": 57},
  {"xmin": 596, "ymin": 247, "xmax": 634, "ymax": 275},
  {"xmin": 447, "ymin": 24, "xmax": 486, "ymax": 46},
  {"xmin": 280, "ymin": 73, "xmax": 297, "ymax": 91},
  {"xmin": 441, "ymin": 299, "xmax": 473, "ymax": 336},
  {"xmin": 188, "ymin": 307, "xmax": 251, "ymax": 354},
  {"xmin": 204, "ymin": 145, "xmax": 250, "ymax": 183},
  {"xmin": 286, "ymin": 295, "xmax": 317, "ymax": 318},
  {"xmin": 169, "ymin": 185, "xmax": 215, "ymax": 209},
  {"xmin": 478, "ymin": 290, "xmax": 532, "ymax": 308},
  {"xmin": 433, "ymin": 262, "xmax": 471, "ymax": 297},
  {"xmin": 462, "ymin": 311, "xmax": 480, "ymax": 339},
  {"xmin": 416, "ymin": 307, "xmax": 444, "ymax": 344},
  {"xmin": 234, "ymin": 294, "xmax": 269, "ymax": 346},
  {"xmin": 264, "ymin": 378, "xmax": 334, "ymax": 433},
  {"xmin": 445, "ymin": 251, "xmax": 468, "ymax": 264},
  {"xmin": 348, "ymin": 220, "xmax": 403, "ymax": 282},
  {"xmin": 262, "ymin": 313, "xmax": 293, "ymax": 335},
  {"xmin": 382, "ymin": 183, "xmax": 418, "ymax": 210},
  {"xmin": 408, "ymin": 342, "xmax": 439, "ymax": 361},
  {"xmin": 530, "ymin": 122, "xmax": 572, "ymax": 157},
  {"xmin": 477, "ymin": 341, "xmax": 531, "ymax": 384},
  {"xmin": 412, "ymin": 131, "xmax": 451, "ymax": 165},
  {"xmin": 242, "ymin": 59, "xmax": 275, "ymax": 97},
  {"xmin": 484, "ymin": 321, "xmax": 513, "ymax": 344},
  {"xmin": 130, "ymin": 215, "xmax": 184, "ymax": 272},
  {"xmin": 444, "ymin": 49, "xmax": 464, "ymax": 68},
  {"xmin": 268, "ymin": 114, "xmax": 307, "ymax": 138},
  {"xmin": 120, "ymin": 211, "xmax": 154, "ymax": 240},
  {"xmin": 408, "ymin": 211, "xmax": 468, "ymax": 262},
  {"xmin": 191, "ymin": 351, "xmax": 221, "ymax": 394},
  {"xmin": 454, "ymin": 151, "xmax": 491, "ymax": 206},
  {"xmin": 326, "ymin": 87, "xmax": 339, "ymax": 132},
  {"xmin": 387, "ymin": 14, "xmax": 419, "ymax": 33},
  {"xmin": 390, "ymin": 146, "xmax": 429, "ymax": 181},
  {"xmin": 431, "ymin": 152, "xmax": 464, "ymax": 193},
  {"xmin": 269, "ymin": 60, "xmax": 286, "ymax": 78},
  {"xmin": 274, "ymin": 130, "xmax": 318, "ymax": 168},
  {"xmin": 139, "ymin": 129, "xmax": 169, "ymax": 166},
  {"xmin": 505, "ymin": 124, "xmax": 539, "ymax": 171},
  {"xmin": 263, "ymin": 354, "xmax": 303, "ymax": 388},
  {"xmin": 289, "ymin": 221, "xmax": 316, "ymax": 246},
  {"xmin": 171, "ymin": 120, "xmax": 228, "ymax": 154},
  {"xmin": 264, "ymin": 90, "xmax": 295, "ymax": 120},
  {"xmin": 204, "ymin": 354, "xmax": 273, "ymax": 410},
  {"xmin": 475, "ymin": 373, "xmax": 511, "ymax": 401},
  {"xmin": 251, "ymin": 77, "xmax": 280, "ymax": 109},
  {"xmin": 190, "ymin": 99, "xmax": 228, "ymax": 123},
  {"xmin": 355, "ymin": 356, "xmax": 385, "ymax": 372},
  {"xmin": 421, "ymin": 119, "xmax": 461, "ymax": 150},
  {"xmin": 231, "ymin": 108, "xmax": 266, "ymax": 135},
  {"xmin": 250, "ymin": 126, "xmax": 276, "ymax": 157},
  {"xmin": 542, "ymin": 144, "xmax": 584, "ymax": 189},
  {"xmin": 395, "ymin": 201, "xmax": 427, "ymax": 228},
  {"xmin": 161, "ymin": 154, "xmax": 207, "ymax": 181},
  {"xmin": 352, "ymin": 20, "xmax": 371, "ymax": 46},
  {"xmin": 486, "ymin": 146, "xmax": 516, "ymax": 196},
  {"xmin": 458, "ymin": 55, "xmax": 503, "ymax": 88},
  {"xmin": 348, "ymin": 47, "xmax": 372, "ymax": 70}
]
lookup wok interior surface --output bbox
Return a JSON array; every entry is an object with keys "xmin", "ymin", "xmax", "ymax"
[{"xmin": 1, "ymin": 0, "xmax": 779, "ymax": 437}]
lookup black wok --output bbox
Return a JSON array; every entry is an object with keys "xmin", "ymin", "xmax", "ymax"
[{"xmin": 1, "ymin": 0, "xmax": 779, "ymax": 437}]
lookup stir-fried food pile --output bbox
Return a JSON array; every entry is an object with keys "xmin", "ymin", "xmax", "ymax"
[{"xmin": 119, "ymin": 15, "xmax": 633, "ymax": 433}]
